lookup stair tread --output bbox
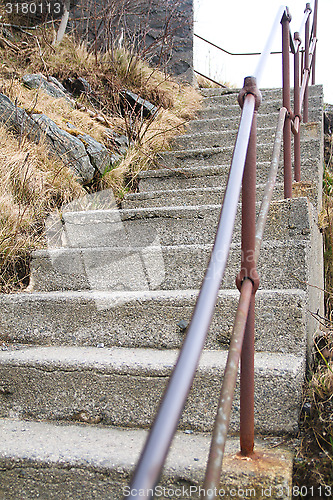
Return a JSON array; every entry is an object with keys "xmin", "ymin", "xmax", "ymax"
[
  {"xmin": 0, "ymin": 286, "xmax": 307, "ymax": 301},
  {"xmin": 63, "ymin": 196, "xmax": 308, "ymax": 218},
  {"xmin": 162, "ymin": 136, "xmax": 319, "ymax": 156},
  {"xmin": 0, "ymin": 344, "xmax": 304, "ymax": 372},
  {"xmin": 0, "ymin": 417, "xmax": 293, "ymax": 488},
  {"xmin": 33, "ymin": 237, "xmax": 308, "ymax": 255}
]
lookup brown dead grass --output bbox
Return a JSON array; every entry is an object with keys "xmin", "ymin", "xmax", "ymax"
[
  {"xmin": 0, "ymin": 124, "xmax": 84, "ymax": 291},
  {"xmin": 0, "ymin": 25, "xmax": 202, "ymax": 289}
]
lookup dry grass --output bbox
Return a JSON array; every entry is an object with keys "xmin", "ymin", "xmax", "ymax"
[
  {"xmin": 0, "ymin": 24, "xmax": 202, "ymax": 290},
  {"xmin": 0, "ymin": 124, "xmax": 84, "ymax": 292},
  {"xmin": 293, "ymin": 128, "xmax": 333, "ymax": 493}
]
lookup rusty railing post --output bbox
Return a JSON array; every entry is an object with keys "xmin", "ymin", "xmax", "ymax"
[
  {"xmin": 281, "ymin": 9, "xmax": 292, "ymax": 198},
  {"xmin": 304, "ymin": 3, "xmax": 312, "ymax": 123},
  {"xmin": 312, "ymin": 0, "xmax": 318, "ymax": 85},
  {"xmin": 236, "ymin": 77, "xmax": 261, "ymax": 457},
  {"xmin": 294, "ymin": 32, "xmax": 301, "ymax": 182}
]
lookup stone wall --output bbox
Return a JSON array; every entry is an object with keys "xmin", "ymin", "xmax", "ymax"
[{"xmin": 70, "ymin": 0, "xmax": 194, "ymax": 83}]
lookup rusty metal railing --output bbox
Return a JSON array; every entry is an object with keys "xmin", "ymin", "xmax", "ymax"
[
  {"xmin": 282, "ymin": 1, "xmax": 318, "ymax": 196},
  {"xmin": 125, "ymin": 2, "xmax": 318, "ymax": 499}
]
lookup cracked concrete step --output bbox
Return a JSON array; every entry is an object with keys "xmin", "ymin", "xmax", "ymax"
[
  {"xmin": 188, "ymin": 114, "xmax": 281, "ymax": 134},
  {"xmin": 0, "ymin": 418, "xmax": 293, "ymax": 499},
  {"xmin": 0, "ymin": 288, "xmax": 307, "ymax": 355},
  {"xmin": 0, "ymin": 346, "xmax": 304, "ymax": 434},
  {"xmin": 137, "ymin": 163, "xmax": 305, "ymax": 193},
  {"xmin": 122, "ymin": 183, "xmax": 285, "ymax": 208},
  {"xmin": 201, "ymin": 91, "xmax": 322, "ymax": 110},
  {"xmin": 187, "ymin": 113, "xmax": 289, "ymax": 133},
  {"xmin": 198, "ymin": 101, "xmax": 322, "ymax": 121},
  {"xmin": 173, "ymin": 126, "xmax": 277, "ymax": 150},
  {"xmin": 199, "ymin": 84, "xmax": 323, "ymax": 99},
  {"xmin": 175, "ymin": 120, "xmax": 322, "ymax": 151},
  {"xmin": 30, "ymin": 240, "xmax": 310, "ymax": 294},
  {"xmin": 160, "ymin": 137, "xmax": 321, "ymax": 169},
  {"xmin": 58, "ymin": 198, "xmax": 313, "ymax": 249}
]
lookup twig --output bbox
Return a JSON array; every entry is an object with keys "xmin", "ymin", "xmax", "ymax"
[{"xmin": 0, "ymin": 35, "xmax": 19, "ymax": 52}]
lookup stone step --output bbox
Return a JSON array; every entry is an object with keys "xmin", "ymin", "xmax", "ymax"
[
  {"xmin": 0, "ymin": 418, "xmax": 293, "ymax": 499},
  {"xmin": 122, "ymin": 182, "xmax": 285, "ymax": 208},
  {"xmin": 160, "ymin": 137, "xmax": 321, "ymax": 169},
  {"xmin": 0, "ymin": 288, "xmax": 307, "ymax": 355},
  {"xmin": 199, "ymin": 85, "xmax": 323, "ymax": 99},
  {"xmin": 174, "ymin": 126, "xmax": 277, "ymax": 150},
  {"xmin": 138, "ymin": 163, "xmax": 279, "ymax": 191},
  {"xmin": 30, "ymin": 240, "xmax": 310, "ymax": 294},
  {"xmin": 58, "ymin": 198, "xmax": 313, "ymax": 248},
  {"xmin": 201, "ymin": 92, "xmax": 322, "ymax": 109},
  {"xmin": 188, "ymin": 113, "xmax": 284, "ymax": 133},
  {"xmin": 180, "ymin": 120, "xmax": 322, "ymax": 150},
  {"xmin": 198, "ymin": 101, "xmax": 322, "ymax": 121},
  {"xmin": 0, "ymin": 345, "xmax": 304, "ymax": 434}
]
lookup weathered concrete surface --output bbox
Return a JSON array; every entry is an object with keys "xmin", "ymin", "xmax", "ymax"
[
  {"xmin": 0, "ymin": 419, "xmax": 293, "ymax": 499},
  {"xmin": 0, "ymin": 289, "xmax": 307, "ymax": 355},
  {"xmin": 0, "ymin": 346, "xmax": 304, "ymax": 434},
  {"xmin": 160, "ymin": 138, "xmax": 320, "ymax": 169},
  {"xmin": 122, "ymin": 183, "xmax": 285, "ymax": 208},
  {"xmin": 30, "ymin": 240, "xmax": 310, "ymax": 293},
  {"xmin": 199, "ymin": 85, "xmax": 322, "ymax": 99},
  {"xmin": 173, "ymin": 126, "xmax": 277, "ymax": 150},
  {"xmin": 59, "ymin": 198, "xmax": 313, "ymax": 248}
]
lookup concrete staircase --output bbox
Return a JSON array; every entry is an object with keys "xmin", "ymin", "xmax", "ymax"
[{"xmin": 0, "ymin": 86, "xmax": 324, "ymax": 498}]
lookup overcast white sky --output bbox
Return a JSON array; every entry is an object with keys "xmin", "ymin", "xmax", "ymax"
[{"xmin": 193, "ymin": 0, "xmax": 333, "ymax": 103}]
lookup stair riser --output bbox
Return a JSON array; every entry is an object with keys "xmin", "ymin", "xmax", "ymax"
[
  {"xmin": 202, "ymin": 92, "xmax": 322, "ymax": 108},
  {"xmin": 200, "ymin": 105, "xmax": 321, "ymax": 121},
  {"xmin": 122, "ymin": 184, "xmax": 285, "ymax": 208},
  {"xmin": 0, "ymin": 351, "xmax": 304, "ymax": 434},
  {"xmin": 58, "ymin": 198, "xmax": 311, "ymax": 250},
  {"xmin": 138, "ymin": 163, "xmax": 318, "ymax": 199},
  {"xmin": 0, "ymin": 290, "xmax": 307, "ymax": 355},
  {"xmin": 200, "ymin": 85, "xmax": 322, "ymax": 99},
  {"xmin": 161, "ymin": 138, "xmax": 321, "ymax": 169},
  {"xmin": 188, "ymin": 109, "xmax": 322, "ymax": 133},
  {"xmin": 31, "ymin": 242, "xmax": 309, "ymax": 293},
  {"xmin": 174, "ymin": 127, "xmax": 276, "ymax": 150},
  {"xmin": 198, "ymin": 98, "xmax": 322, "ymax": 118},
  {"xmin": 178, "ymin": 120, "xmax": 322, "ymax": 151}
]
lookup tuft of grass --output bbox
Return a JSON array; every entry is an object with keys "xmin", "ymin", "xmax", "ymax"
[
  {"xmin": 195, "ymin": 74, "xmax": 236, "ymax": 89},
  {"xmin": 293, "ymin": 337, "xmax": 333, "ymax": 493},
  {"xmin": 0, "ymin": 124, "xmax": 84, "ymax": 292}
]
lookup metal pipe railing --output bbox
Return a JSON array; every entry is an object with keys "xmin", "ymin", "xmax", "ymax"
[
  {"xmin": 194, "ymin": 32, "xmax": 282, "ymax": 57},
  {"xmin": 312, "ymin": 0, "xmax": 318, "ymax": 84},
  {"xmin": 126, "ymin": 89, "xmax": 257, "ymax": 500},
  {"xmin": 125, "ymin": 3, "xmax": 319, "ymax": 498},
  {"xmin": 294, "ymin": 31, "xmax": 302, "ymax": 181},
  {"xmin": 203, "ymin": 106, "xmax": 287, "ymax": 499},
  {"xmin": 303, "ymin": 3, "xmax": 312, "ymax": 123},
  {"xmin": 282, "ymin": 9, "xmax": 293, "ymax": 199}
]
